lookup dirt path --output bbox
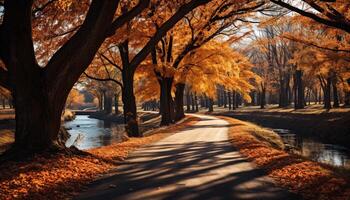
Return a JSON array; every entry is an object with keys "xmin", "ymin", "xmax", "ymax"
[{"xmin": 77, "ymin": 115, "xmax": 301, "ymax": 200}]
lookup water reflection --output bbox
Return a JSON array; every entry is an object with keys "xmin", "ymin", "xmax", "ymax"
[
  {"xmin": 274, "ymin": 129, "xmax": 350, "ymax": 168},
  {"xmin": 64, "ymin": 115, "xmax": 126, "ymax": 150}
]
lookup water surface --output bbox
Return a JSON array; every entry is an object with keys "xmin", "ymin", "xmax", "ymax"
[
  {"xmin": 274, "ymin": 128, "xmax": 350, "ymax": 168},
  {"xmin": 64, "ymin": 115, "xmax": 126, "ymax": 150}
]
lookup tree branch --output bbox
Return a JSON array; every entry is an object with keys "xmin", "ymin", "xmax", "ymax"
[
  {"xmin": 282, "ymin": 35, "xmax": 350, "ymax": 53},
  {"xmin": 271, "ymin": 0, "xmax": 350, "ymax": 33},
  {"xmin": 173, "ymin": 22, "xmax": 231, "ymax": 69},
  {"xmin": 83, "ymin": 72, "xmax": 123, "ymax": 88},
  {"xmin": 211, "ymin": 1, "xmax": 265, "ymax": 22},
  {"xmin": 129, "ymin": 0, "xmax": 211, "ymax": 71},
  {"xmin": 45, "ymin": 0, "xmax": 121, "ymax": 92},
  {"xmin": 106, "ymin": 0, "xmax": 150, "ymax": 37},
  {"xmin": 49, "ymin": 25, "xmax": 81, "ymax": 39},
  {"xmin": 99, "ymin": 52, "xmax": 122, "ymax": 72},
  {"xmin": 185, "ymin": 16, "xmax": 195, "ymax": 41}
]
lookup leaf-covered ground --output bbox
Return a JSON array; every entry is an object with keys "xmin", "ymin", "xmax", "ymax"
[
  {"xmin": 221, "ymin": 116, "xmax": 350, "ymax": 200},
  {"xmin": 0, "ymin": 116, "xmax": 199, "ymax": 200}
]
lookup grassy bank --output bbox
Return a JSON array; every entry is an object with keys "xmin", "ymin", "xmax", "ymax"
[
  {"xmin": 220, "ymin": 116, "xmax": 350, "ymax": 200},
  {"xmin": 0, "ymin": 116, "xmax": 199, "ymax": 200},
  {"xmin": 215, "ymin": 105, "xmax": 350, "ymax": 148}
]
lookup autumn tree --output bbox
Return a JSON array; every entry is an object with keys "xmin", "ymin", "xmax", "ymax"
[
  {"xmin": 0, "ymin": 0, "xmax": 211, "ymax": 157},
  {"xmin": 78, "ymin": 0, "xmax": 214, "ymax": 135},
  {"xmin": 248, "ymin": 18, "xmax": 297, "ymax": 108},
  {"xmin": 83, "ymin": 50, "xmax": 123, "ymax": 114},
  {"xmin": 183, "ymin": 43, "xmax": 258, "ymax": 111},
  {"xmin": 145, "ymin": 0, "xmax": 267, "ymax": 124},
  {"xmin": 246, "ymin": 41, "xmax": 273, "ymax": 109},
  {"xmin": 66, "ymin": 88, "xmax": 85, "ymax": 110},
  {"xmin": 248, "ymin": 13, "xmax": 350, "ymax": 109},
  {"xmin": 270, "ymin": 1, "xmax": 350, "ymax": 107},
  {"xmin": 289, "ymin": 25, "xmax": 350, "ymax": 109},
  {"xmin": 136, "ymin": 40, "xmax": 259, "ymax": 115}
]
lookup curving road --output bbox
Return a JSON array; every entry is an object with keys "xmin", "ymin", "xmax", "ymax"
[{"xmin": 77, "ymin": 115, "xmax": 301, "ymax": 200}]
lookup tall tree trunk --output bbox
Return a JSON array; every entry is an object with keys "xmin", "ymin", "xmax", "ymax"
[
  {"xmin": 287, "ymin": 75, "xmax": 292, "ymax": 105},
  {"xmin": 200, "ymin": 96, "xmax": 205, "ymax": 107},
  {"xmin": 323, "ymin": 76, "xmax": 332, "ymax": 109},
  {"xmin": 122, "ymin": 70, "xmax": 140, "ymax": 137},
  {"xmin": 204, "ymin": 95, "xmax": 208, "ymax": 108},
  {"xmin": 345, "ymin": 78, "xmax": 350, "ymax": 106},
  {"xmin": 186, "ymin": 90, "xmax": 191, "ymax": 111},
  {"xmin": 251, "ymin": 91, "xmax": 256, "ymax": 106},
  {"xmin": 0, "ymin": 1, "xmax": 74, "ymax": 154},
  {"xmin": 293, "ymin": 73, "xmax": 298, "ymax": 108},
  {"xmin": 279, "ymin": 79, "xmax": 288, "ymax": 107},
  {"xmin": 208, "ymin": 98, "xmax": 214, "ymax": 112},
  {"xmin": 217, "ymin": 88, "xmax": 222, "ymax": 107},
  {"xmin": 159, "ymin": 77, "xmax": 174, "ymax": 126},
  {"xmin": 235, "ymin": 93, "xmax": 241, "ymax": 108},
  {"xmin": 194, "ymin": 94, "xmax": 198, "ymax": 112},
  {"xmin": 279, "ymin": 79, "xmax": 284, "ymax": 107},
  {"xmin": 314, "ymin": 88, "xmax": 317, "ymax": 104},
  {"xmin": 332, "ymin": 75, "xmax": 339, "ymax": 108},
  {"xmin": 223, "ymin": 90, "xmax": 227, "ymax": 108},
  {"xmin": 98, "ymin": 92, "xmax": 103, "ymax": 110},
  {"xmin": 260, "ymin": 83, "xmax": 266, "ymax": 109},
  {"xmin": 191, "ymin": 93, "xmax": 195, "ymax": 111},
  {"xmin": 11, "ymin": 71, "xmax": 70, "ymax": 155},
  {"xmin": 319, "ymin": 87, "xmax": 322, "ymax": 104},
  {"xmin": 103, "ymin": 91, "xmax": 113, "ymax": 114},
  {"xmin": 294, "ymin": 70, "xmax": 304, "ymax": 109},
  {"xmin": 174, "ymin": 83, "xmax": 185, "ymax": 121},
  {"xmin": 16, "ymin": 92, "xmax": 55, "ymax": 151},
  {"xmin": 119, "ymin": 39, "xmax": 141, "ymax": 136},
  {"xmin": 232, "ymin": 91, "xmax": 236, "ymax": 110},
  {"xmin": 228, "ymin": 91, "xmax": 232, "ymax": 110},
  {"xmin": 114, "ymin": 93, "xmax": 119, "ymax": 114}
]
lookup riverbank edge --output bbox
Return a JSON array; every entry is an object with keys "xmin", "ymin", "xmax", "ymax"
[
  {"xmin": 0, "ymin": 115, "xmax": 200, "ymax": 200},
  {"xmin": 215, "ymin": 110, "xmax": 350, "ymax": 148},
  {"xmin": 218, "ymin": 116, "xmax": 350, "ymax": 200},
  {"xmin": 88, "ymin": 111, "xmax": 124, "ymax": 123}
]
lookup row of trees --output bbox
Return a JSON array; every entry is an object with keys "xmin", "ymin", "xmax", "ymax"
[
  {"xmin": 0, "ymin": 0, "xmax": 349, "ymax": 158},
  {"xmin": 0, "ymin": 0, "xmax": 218, "ymax": 155},
  {"xmin": 268, "ymin": 1, "xmax": 350, "ymax": 109},
  {"xmin": 84, "ymin": 0, "xmax": 266, "ymax": 132},
  {"xmin": 247, "ymin": 14, "xmax": 350, "ymax": 110},
  {"xmin": 138, "ymin": 1, "xmax": 350, "ymax": 114}
]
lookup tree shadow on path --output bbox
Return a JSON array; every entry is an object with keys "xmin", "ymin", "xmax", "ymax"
[{"xmin": 77, "ymin": 140, "xmax": 302, "ymax": 200}]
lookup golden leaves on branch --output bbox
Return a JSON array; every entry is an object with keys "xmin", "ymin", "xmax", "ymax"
[{"xmin": 177, "ymin": 40, "xmax": 259, "ymax": 102}]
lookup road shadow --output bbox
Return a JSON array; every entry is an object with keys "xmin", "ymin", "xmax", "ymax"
[{"xmin": 77, "ymin": 141, "xmax": 301, "ymax": 200}]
